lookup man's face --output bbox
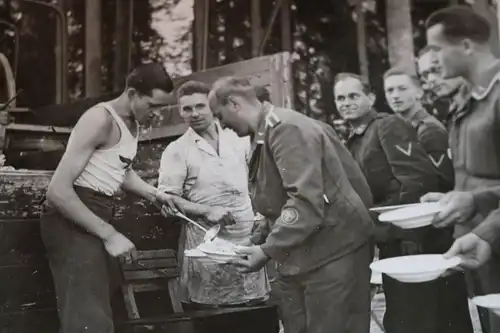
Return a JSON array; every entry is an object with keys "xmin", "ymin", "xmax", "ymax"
[
  {"xmin": 418, "ymin": 51, "xmax": 447, "ymax": 95},
  {"xmin": 211, "ymin": 96, "xmax": 253, "ymax": 137},
  {"xmin": 426, "ymin": 24, "xmax": 469, "ymax": 79},
  {"xmin": 384, "ymin": 74, "xmax": 421, "ymax": 113},
  {"xmin": 418, "ymin": 51, "xmax": 463, "ymax": 97},
  {"xmin": 179, "ymin": 93, "xmax": 214, "ymax": 132},
  {"xmin": 129, "ymin": 88, "xmax": 171, "ymax": 124},
  {"xmin": 334, "ymin": 78, "xmax": 374, "ymax": 121}
]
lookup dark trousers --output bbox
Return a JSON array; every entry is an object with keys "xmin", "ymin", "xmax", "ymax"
[
  {"xmin": 379, "ymin": 227, "xmax": 473, "ymax": 333},
  {"xmin": 40, "ymin": 186, "xmax": 126, "ymax": 333},
  {"xmin": 277, "ymin": 242, "xmax": 372, "ymax": 333},
  {"xmin": 466, "ymin": 253, "xmax": 500, "ymax": 333}
]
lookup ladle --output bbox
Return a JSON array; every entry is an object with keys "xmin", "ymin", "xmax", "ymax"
[
  {"xmin": 175, "ymin": 212, "xmax": 221, "ymax": 242},
  {"xmin": 153, "ymin": 201, "xmax": 220, "ymax": 242}
]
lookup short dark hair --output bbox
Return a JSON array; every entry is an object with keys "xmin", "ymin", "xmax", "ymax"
[
  {"xmin": 334, "ymin": 73, "xmax": 371, "ymax": 94},
  {"xmin": 383, "ymin": 67, "xmax": 421, "ymax": 86},
  {"xmin": 177, "ymin": 80, "xmax": 210, "ymax": 101},
  {"xmin": 208, "ymin": 76, "xmax": 257, "ymax": 111},
  {"xmin": 125, "ymin": 63, "xmax": 174, "ymax": 96},
  {"xmin": 418, "ymin": 45, "xmax": 441, "ymax": 58},
  {"xmin": 425, "ymin": 5, "xmax": 491, "ymax": 44},
  {"xmin": 255, "ymin": 85, "xmax": 271, "ymax": 103}
]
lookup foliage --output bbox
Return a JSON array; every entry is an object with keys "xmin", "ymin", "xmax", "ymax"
[{"xmin": 0, "ymin": 0, "xmax": 453, "ymax": 114}]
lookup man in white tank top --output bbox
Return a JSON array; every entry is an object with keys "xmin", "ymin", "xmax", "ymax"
[{"xmin": 40, "ymin": 63, "xmax": 184, "ymax": 333}]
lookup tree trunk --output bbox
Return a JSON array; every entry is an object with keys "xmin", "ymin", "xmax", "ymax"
[
  {"xmin": 385, "ymin": 0, "xmax": 415, "ymax": 73},
  {"xmin": 356, "ymin": 0, "xmax": 369, "ymax": 81},
  {"xmin": 470, "ymin": 0, "xmax": 500, "ymax": 57},
  {"xmin": 85, "ymin": 0, "xmax": 102, "ymax": 97}
]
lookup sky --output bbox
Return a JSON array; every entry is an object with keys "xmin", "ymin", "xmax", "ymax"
[{"xmin": 151, "ymin": 0, "xmax": 194, "ymax": 76}]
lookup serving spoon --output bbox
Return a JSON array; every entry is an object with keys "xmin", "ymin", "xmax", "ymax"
[{"xmin": 175, "ymin": 211, "xmax": 221, "ymax": 242}]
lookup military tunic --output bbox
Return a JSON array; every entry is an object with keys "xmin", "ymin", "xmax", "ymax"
[
  {"xmin": 346, "ymin": 110, "xmax": 473, "ymax": 333},
  {"xmin": 249, "ymin": 106, "xmax": 374, "ymax": 333},
  {"xmin": 407, "ymin": 108, "xmax": 454, "ymax": 192},
  {"xmin": 448, "ymin": 60, "xmax": 500, "ymax": 333}
]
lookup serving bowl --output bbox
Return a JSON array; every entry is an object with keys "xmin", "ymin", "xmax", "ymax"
[
  {"xmin": 378, "ymin": 202, "xmax": 442, "ymax": 229},
  {"xmin": 369, "ymin": 254, "xmax": 461, "ymax": 283},
  {"xmin": 472, "ymin": 294, "xmax": 500, "ymax": 316}
]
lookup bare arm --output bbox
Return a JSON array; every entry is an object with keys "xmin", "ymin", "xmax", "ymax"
[
  {"xmin": 46, "ymin": 107, "xmax": 116, "ymax": 240},
  {"xmin": 122, "ymin": 168, "xmax": 159, "ymax": 203}
]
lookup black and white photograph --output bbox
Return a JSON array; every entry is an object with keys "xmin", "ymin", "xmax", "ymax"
[{"xmin": 1, "ymin": 0, "xmax": 500, "ymax": 332}]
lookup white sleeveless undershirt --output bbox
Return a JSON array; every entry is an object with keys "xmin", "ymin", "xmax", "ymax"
[{"xmin": 73, "ymin": 102, "xmax": 139, "ymax": 196}]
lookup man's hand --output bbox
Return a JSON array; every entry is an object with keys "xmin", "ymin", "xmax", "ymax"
[
  {"xmin": 156, "ymin": 192, "xmax": 183, "ymax": 215},
  {"xmin": 422, "ymin": 191, "xmax": 476, "ymax": 228},
  {"xmin": 204, "ymin": 207, "xmax": 236, "ymax": 226},
  {"xmin": 239, "ymin": 238, "xmax": 254, "ymax": 247},
  {"xmin": 104, "ymin": 231, "xmax": 136, "ymax": 258},
  {"xmin": 420, "ymin": 192, "xmax": 445, "ymax": 203},
  {"xmin": 0, "ymin": 154, "xmax": 5, "ymax": 167},
  {"xmin": 444, "ymin": 233, "xmax": 492, "ymax": 270},
  {"xmin": 229, "ymin": 246, "xmax": 270, "ymax": 273}
]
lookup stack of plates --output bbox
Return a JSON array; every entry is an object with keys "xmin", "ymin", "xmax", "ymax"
[
  {"xmin": 370, "ymin": 254, "xmax": 461, "ymax": 283},
  {"xmin": 472, "ymin": 294, "xmax": 500, "ymax": 316},
  {"xmin": 377, "ymin": 202, "xmax": 442, "ymax": 229},
  {"xmin": 185, "ymin": 239, "xmax": 246, "ymax": 264}
]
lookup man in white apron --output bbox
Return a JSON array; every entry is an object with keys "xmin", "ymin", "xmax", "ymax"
[{"xmin": 157, "ymin": 80, "xmax": 270, "ymax": 308}]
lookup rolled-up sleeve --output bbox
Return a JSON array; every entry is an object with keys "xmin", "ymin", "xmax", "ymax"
[
  {"xmin": 157, "ymin": 142, "xmax": 187, "ymax": 196},
  {"xmin": 260, "ymin": 124, "xmax": 325, "ymax": 261}
]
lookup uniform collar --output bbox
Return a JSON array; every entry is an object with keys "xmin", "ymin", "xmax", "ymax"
[
  {"xmin": 471, "ymin": 60, "xmax": 500, "ymax": 100},
  {"xmin": 252, "ymin": 104, "xmax": 280, "ymax": 146},
  {"xmin": 449, "ymin": 81, "xmax": 471, "ymax": 115},
  {"xmin": 348, "ymin": 110, "xmax": 377, "ymax": 138},
  {"xmin": 405, "ymin": 107, "xmax": 429, "ymax": 128}
]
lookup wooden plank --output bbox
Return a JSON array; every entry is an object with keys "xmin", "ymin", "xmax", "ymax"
[
  {"xmin": 135, "ymin": 249, "xmax": 177, "ymax": 260},
  {"xmin": 124, "ymin": 269, "xmax": 179, "ymax": 281},
  {"xmin": 6, "ymin": 123, "xmax": 73, "ymax": 134},
  {"xmin": 122, "ymin": 259, "xmax": 178, "ymax": 271}
]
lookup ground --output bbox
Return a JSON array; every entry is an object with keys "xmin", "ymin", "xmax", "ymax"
[{"xmin": 369, "ymin": 293, "xmax": 483, "ymax": 333}]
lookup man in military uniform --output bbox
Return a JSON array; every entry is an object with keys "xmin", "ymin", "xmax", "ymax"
[
  {"xmin": 335, "ymin": 72, "xmax": 473, "ymax": 333},
  {"xmin": 423, "ymin": 6, "xmax": 500, "ymax": 333},
  {"xmin": 384, "ymin": 68, "xmax": 454, "ymax": 192},
  {"xmin": 417, "ymin": 45, "xmax": 470, "ymax": 127},
  {"xmin": 208, "ymin": 76, "xmax": 374, "ymax": 333}
]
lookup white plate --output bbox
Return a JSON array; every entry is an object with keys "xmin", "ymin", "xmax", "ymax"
[
  {"xmin": 369, "ymin": 203, "xmax": 421, "ymax": 214},
  {"xmin": 472, "ymin": 294, "xmax": 500, "ymax": 316},
  {"xmin": 370, "ymin": 254, "xmax": 461, "ymax": 283},
  {"xmin": 379, "ymin": 202, "xmax": 442, "ymax": 222},
  {"xmin": 198, "ymin": 238, "xmax": 239, "ymax": 256},
  {"xmin": 378, "ymin": 202, "xmax": 442, "ymax": 229}
]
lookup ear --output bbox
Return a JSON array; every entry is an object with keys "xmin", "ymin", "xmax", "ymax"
[
  {"xmin": 126, "ymin": 87, "xmax": 139, "ymax": 100},
  {"xmin": 368, "ymin": 92, "xmax": 376, "ymax": 107},
  {"xmin": 462, "ymin": 38, "xmax": 474, "ymax": 55},
  {"xmin": 227, "ymin": 95, "xmax": 241, "ymax": 111}
]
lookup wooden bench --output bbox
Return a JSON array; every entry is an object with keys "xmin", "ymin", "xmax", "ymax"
[
  {"xmin": 118, "ymin": 249, "xmax": 280, "ymax": 333},
  {"xmin": 119, "ymin": 249, "xmax": 184, "ymax": 319}
]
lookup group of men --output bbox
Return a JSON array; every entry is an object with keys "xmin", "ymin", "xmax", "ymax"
[{"xmin": 39, "ymin": 4, "xmax": 500, "ymax": 333}]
